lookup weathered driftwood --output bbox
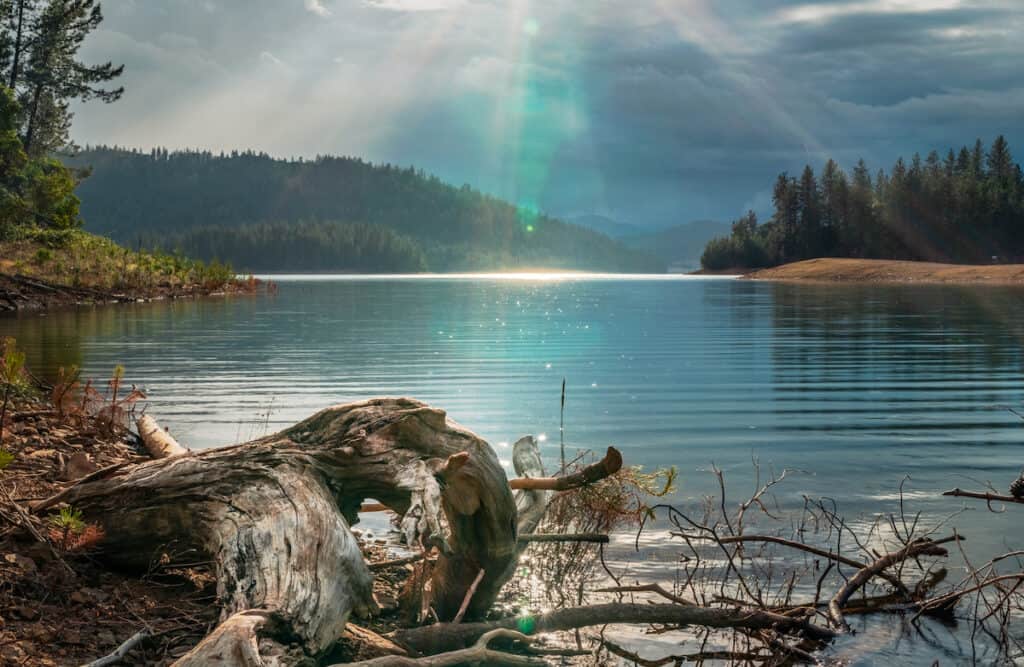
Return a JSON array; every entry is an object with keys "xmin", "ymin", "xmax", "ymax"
[
  {"xmin": 512, "ymin": 435, "xmax": 550, "ymax": 535},
  {"xmin": 136, "ymin": 414, "xmax": 188, "ymax": 458},
  {"xmin": 38, "ymin": 398, "xmax": 518, "ymax": 665},
  {"xmin": 338, "ymin": 629, "xmax": 544, "ymax": 667}
]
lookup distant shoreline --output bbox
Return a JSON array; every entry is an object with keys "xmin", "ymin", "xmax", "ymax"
[{"xmin": 743, "ymin": 258, "xmax": 1024, "ymax": 285}]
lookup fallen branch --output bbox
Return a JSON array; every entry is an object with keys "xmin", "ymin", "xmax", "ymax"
[
  {"xmin": 943, "ymin": 488, "xmax": 1024, "ymax": 506},
  {"xmin": 828, "ymin": 536, "xmax": 955, "ymax": 631},
  {"xmin": 136, "ymin": 415, "xmax": 188, "ymax": 458},
  {"xmin": 390, "ymin": 602, "xmax": 835, "ymax": 655},
  {"xmin": 916, "ymin": 572, "xmax": 1024, "ymax": 619},
  {"xmin": 337, "ymin": 628, "xmax": 544, "ymax": 666},
  {"xmin": 369, "ymin": 554, "xmax": 428, "ymax": 571},
  {"xmin": 453, "ymin": 568, "xmax": 486, "ymax": 623},
  {"xmin": 517, "ymin": 533, "xmax": 609, "ymax": 544},
  {"xmin": 509, "ymin": 446, "xmax": 622, "ymax": 491},
  {"xmin": 84, "ymin": 630, "xmax": 150, "ymax": 667}
]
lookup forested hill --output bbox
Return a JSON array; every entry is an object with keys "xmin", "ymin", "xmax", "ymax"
[
  {"xmin": 64, "ymin": 147, "xmax": 661, "ymax": 273},
  {"xmin": 701, "ymin": 136, "xmax": 1024, "ymax": 271}
]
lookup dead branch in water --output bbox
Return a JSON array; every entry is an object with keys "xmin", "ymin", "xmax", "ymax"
[
  {"xmin": 943, "ymin": 487, "xmax": 1024, "ymax": 508},
  {"xmin": 828, "ymin": 536, "xmax": 955, "ymax": 631},
  {"xmin": 509, "ymin": 446, "xmax": 622, "ymax": 491}
]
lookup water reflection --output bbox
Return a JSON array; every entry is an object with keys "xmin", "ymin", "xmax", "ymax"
[{"xmin": 3, "ymin": 277, "xmax": 1024, "ymax": 664}]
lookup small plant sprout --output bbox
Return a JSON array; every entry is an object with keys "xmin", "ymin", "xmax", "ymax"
[{"xmin": 47, "ymin": 506, "xmax": 105, "ymax": 553}]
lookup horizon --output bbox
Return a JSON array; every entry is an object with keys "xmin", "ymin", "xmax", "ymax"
[{"xmin": 69, "ymin": 0, "xmax": 1024, "ymax": 228}]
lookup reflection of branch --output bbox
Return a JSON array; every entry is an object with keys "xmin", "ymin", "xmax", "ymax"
[
  {"xmin": 594, "ymin": 583, "xmax": 693, "ymax": 606},
  {"xmin": 676, "ymin": 533, "xmax": 909, "ymax": 594}
]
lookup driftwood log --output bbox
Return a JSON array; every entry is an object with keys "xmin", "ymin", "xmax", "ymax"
[{"xmin": 36, "ymin": 398, "xmax": 519, "ymax": 665}]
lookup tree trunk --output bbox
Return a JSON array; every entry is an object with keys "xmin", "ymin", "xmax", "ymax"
[{"xmin": 36, "ymin": 398, "xmax": 518, "ymax": 665}]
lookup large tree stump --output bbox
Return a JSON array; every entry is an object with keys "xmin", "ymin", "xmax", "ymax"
[{"xmin": 36, "ymin": 398, "xmax": 518, "ymax": 665}]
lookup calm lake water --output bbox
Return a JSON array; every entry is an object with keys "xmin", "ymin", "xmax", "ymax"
[{"xmin": 5, "ymin": 275, "xmax": 1024, "ymax": 664}]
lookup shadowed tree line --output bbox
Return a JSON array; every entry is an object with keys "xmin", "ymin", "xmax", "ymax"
[
  {"xmin": 65, "ymin": 146, "xmax": 663, "ymax": 273},
  {"xmin": 149, "ymin": 220, "xmax": 430, "ymax": 274},
  {"xmin": 702, "ymin": 136, "xmax": 1024, "ymax": 270}
]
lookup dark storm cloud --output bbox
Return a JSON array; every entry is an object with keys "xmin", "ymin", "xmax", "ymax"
[{"xmin": 72, "ymin": 0, "xmax": 1024, "ymax": 226}]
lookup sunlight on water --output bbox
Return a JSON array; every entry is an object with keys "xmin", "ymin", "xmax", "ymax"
[
  {"xmin": 257, "ymin": 272, "xmax": 741, "ymax": 281},
  {"xmin": 5, "ymin": 276, "xmax": 1024, "ymax": 664}
]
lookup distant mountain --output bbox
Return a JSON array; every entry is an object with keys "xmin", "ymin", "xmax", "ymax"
[
  {"xmin": 566, "ymin": 214, "xmax": 644, "ymax": 239},
  {"xmin": 623, "ymin": 220, "xmax": 731, "ymax": 270},
  {"xmin": 64, "ymin": 147, "xmax": 662, "ymax": 273}
]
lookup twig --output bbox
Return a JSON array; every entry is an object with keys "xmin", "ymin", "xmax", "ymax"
[
  {"xmin": 83, "ymin": 630, "xmax": 150, "ymax": 666},
  {"xmin": 336, "ymin": 628, "xmax": 544, "ymax": 666},
  {"xmin": 453, "ymin": 568, "xmax": 485, "ymax": 624},
  {"xmin": 594, "ymin": 583, "xmax": 693, "ymax": 606},
  {"xmin": 509, "ymin": 447, "xmax": 622, "ymax": 491},
  {"xmin": 518, "ymin": 533, "xmax": 609, "ymax": 544},
  {"xmin": 368, "ymin": 554, "xmax": 428, "ymax": 571}
]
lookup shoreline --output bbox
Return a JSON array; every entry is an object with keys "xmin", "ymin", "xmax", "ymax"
[
  {"xmin": 0, "ymin": 272, "xmax": 261, "ymax": 312},
  {"xmin": 742, "ymin": 257, "xmax": 1024, "ymax": 285}
]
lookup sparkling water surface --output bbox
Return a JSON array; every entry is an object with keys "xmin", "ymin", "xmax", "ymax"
[{"xmin": 5, "ymin": 275, "xmax": 1024, "ymax": 664}]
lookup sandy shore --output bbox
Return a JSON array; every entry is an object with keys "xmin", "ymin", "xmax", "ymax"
[{"xmin": 743, "ymin": 258, "xmax": 1024, "ymax": 285}]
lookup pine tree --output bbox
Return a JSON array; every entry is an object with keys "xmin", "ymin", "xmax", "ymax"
[{"xmin": 19, "ymin": 0, "xmax": 122, "ymax": 155}]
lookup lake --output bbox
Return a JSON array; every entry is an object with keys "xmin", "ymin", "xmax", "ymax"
[{"xmin": 4, "ymin": 275, "xmax": 1024, "ymax": 664}]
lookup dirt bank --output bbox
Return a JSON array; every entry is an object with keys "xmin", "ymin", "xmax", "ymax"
[{"xmin": 743, "ymin": 258, "xmax": 1024, "ymax": 285}]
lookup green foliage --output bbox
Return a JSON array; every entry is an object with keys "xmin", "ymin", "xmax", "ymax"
[
  {"xmin": 702, "ymin": 136, "xmax": 1024, "ymax": 269},
  {"xmin": 4, "ymin": 0, "xmax": 123, "ymax": 157},
  {"xmin": 32, "ymin": 245, "xmax": 51, "ymax": 263},
  {"xmin": 0, "ymin": 336, "xmax": 27, "ymax": 391},
  {"xmin": 48, "ymin": 505, "xmax": 85, "ymax": 533},
  {"xmin": 0, "ymin": 448, "xmax": 13, "ymax": 470},
  {"xmin": 0, "ymin": 85, "xmax": 80, "ymax": 238},
  {"xmin": 701, "ymin": 211, "xmax": 772, "ymax": 271},
  {"xmin": 66, "ymin": 146, "xmax": 662, "ymax": 272},
  {"xmin": 154, "ymin": 220, "xmax": 429, "ymax": 273}
]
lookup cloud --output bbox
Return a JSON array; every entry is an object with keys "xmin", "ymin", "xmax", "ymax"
[
  {"xmin": 304, "ymin": 0, "xmax": 330, "ymax": 16},
  {"xmin": 69, "ymin": 0, "xmax": 1024, "ymax": 226}
]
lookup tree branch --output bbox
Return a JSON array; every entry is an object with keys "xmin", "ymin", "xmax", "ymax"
[
  {"xmin": 509, "ymin": 447, "xmax": 622, "ymax": 491},
  {"xmin": 336, "ymin": 629, "xmax": 545, "ymax": 666},
  {"xmin": 828, "ymin": 536, "xmax": 955, "ymax": 631},
  {"xmin": 390, "ymin": 602, "xmax": 834, "ymax": 655}
]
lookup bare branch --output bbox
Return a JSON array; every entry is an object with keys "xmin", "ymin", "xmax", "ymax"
[
  {"xmin": 828, "ymin": 536, "xmax": 955, "ymax": 631},
  {"xmin": 509, "ymin": 446, "xmax": 622, "ymax": 491}
]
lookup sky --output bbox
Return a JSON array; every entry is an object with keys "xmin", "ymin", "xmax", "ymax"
[{"xmin": 73, "ymin": 0, "xmax": 1024, "ymax": 227}]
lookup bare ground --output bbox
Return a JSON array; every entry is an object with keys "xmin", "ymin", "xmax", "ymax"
[{"xmin": 743, "ymin": 257, "xmax": 1024, "ymax": 284}]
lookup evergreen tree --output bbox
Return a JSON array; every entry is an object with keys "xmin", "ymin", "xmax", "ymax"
[{"xmin": 701, "ymin": 138, "xmax": 1024, "ymax": 270}]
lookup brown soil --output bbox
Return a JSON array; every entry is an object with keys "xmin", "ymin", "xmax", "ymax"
[{"xmin": 743, "ymin": 258, "xmax": 1024, "ymax": 285}]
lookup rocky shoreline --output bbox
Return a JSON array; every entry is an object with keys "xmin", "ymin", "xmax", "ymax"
[{"xmin": 0, "ymin": 272, "xmax": 262, "ymax": 312}]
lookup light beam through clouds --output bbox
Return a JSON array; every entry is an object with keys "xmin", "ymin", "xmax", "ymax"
[{"xmin": 73, "ymin": 0, "xmax": 1024, "ymax": 226}]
